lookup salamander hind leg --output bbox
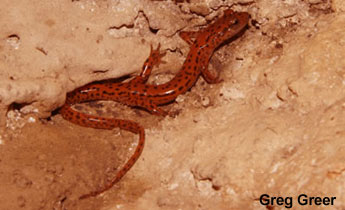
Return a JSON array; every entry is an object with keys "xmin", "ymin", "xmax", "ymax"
[
  {"xmin": 130, "ymin": 43, "xmax": 167, "ymax": 84},
  {"xmin": 135, "ymin": 98, "xmax": 168, "ymax": 116},
  {"xmin": 145, "ymin": 101, "xmax": 168, "ymax": 116}
]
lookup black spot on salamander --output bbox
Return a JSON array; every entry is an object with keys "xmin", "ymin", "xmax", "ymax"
[
  {"xmin": 185, "ymin": 80, "xmax": 191, "ymax": 87},
  {"xmin": 118, "ymin": 91, "xmax": 125, "ymax": 95},
  {"xmin": 178, "ymin": 86, "xmax": 183, "ymax": 91},
  {"xmin": 205, "ymin": 35, "xmax": 210, "ymax": 43},
  {"xmin": 153, "ymin": 86, "xmax": 158, "ymax": 89}
]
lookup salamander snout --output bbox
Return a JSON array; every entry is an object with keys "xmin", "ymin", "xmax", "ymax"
[
  {"xmin": 235, "ymin": 12, "xmax": 250, "ymax": 26},
  {"xmin": 211, "ymin": 10, "xmax": 249, "ymax": 45}
]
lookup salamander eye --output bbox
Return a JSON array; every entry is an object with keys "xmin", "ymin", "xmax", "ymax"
[{"xmin": 227, "ymin": 19, "xmax": 239, "ymax": 31}]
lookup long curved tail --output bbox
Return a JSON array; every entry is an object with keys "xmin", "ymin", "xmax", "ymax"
[{"xmin": 60, "ymin": 104, "xmax": 145, "ymax": 199}]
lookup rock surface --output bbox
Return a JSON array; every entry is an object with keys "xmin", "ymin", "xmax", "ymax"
[{"xmin": 1, "ymin": 0, "xmax": 345, "ymax": 210}]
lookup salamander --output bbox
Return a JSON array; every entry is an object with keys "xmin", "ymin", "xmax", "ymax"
[{"xmin": 60, "ymin": 8, "xmax": 249, "ymax": 199}]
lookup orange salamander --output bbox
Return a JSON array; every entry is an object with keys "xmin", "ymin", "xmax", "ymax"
[{"xmin": 60, "ymin": 8, "xmax": 249, "ymax": 199}]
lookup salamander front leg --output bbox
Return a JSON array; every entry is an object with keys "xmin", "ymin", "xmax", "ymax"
[
  {"xmin": 179, "ymin": 31, "xmax": 199, "ymax": 45},
  {"xmin": 200, "ymin": 64, "xmax": 223, "ymax": 84},
  {"xmin": 130, "ymin": 43, "xmax": 166, "ymax": 84}
]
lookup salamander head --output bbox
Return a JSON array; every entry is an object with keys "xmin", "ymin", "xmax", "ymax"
[{"xmin": 209, "ymin": 9, "xmax": 249, "ymax": 47}]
